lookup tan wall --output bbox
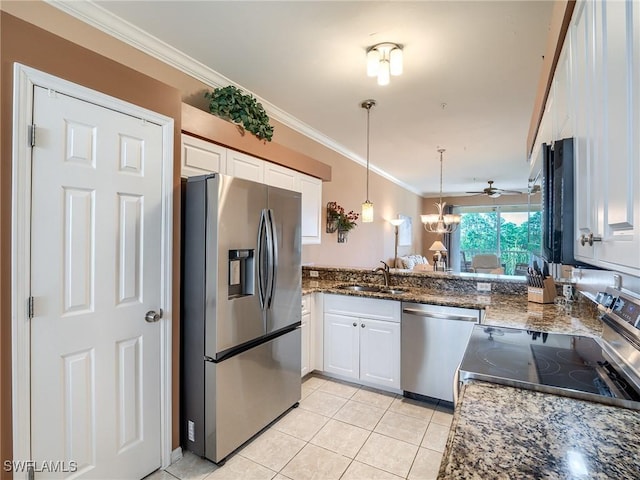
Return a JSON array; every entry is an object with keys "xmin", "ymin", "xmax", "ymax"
[
  {"xmin": 301, "ymin": 158, "xmax": 424, "ymax": 269},
  {"xmin": 0, "ymin": 1, "xmax": 424, "ymax": 472}
]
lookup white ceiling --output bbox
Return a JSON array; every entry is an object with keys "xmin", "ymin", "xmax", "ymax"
[{"xmin": 80, "ymin": 0, "xmax": 553, "ymax": 197}]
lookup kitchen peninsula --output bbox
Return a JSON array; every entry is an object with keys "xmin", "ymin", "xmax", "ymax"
[
  {"xmin": 303, "ymin": 266, "xmax": 640, "ymax": 479},
  {"xmin": 302, "ymin": 266, "xmax": 602, "ymax": 336}
]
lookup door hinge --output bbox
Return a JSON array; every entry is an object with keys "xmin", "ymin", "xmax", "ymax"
[
  {"xmin": 27, "ymin": 296, "xmax": 34, "ymax": 319},
  {"xmin": 28, "ymin": 124, "xmax": 36, "ymax": 147}
]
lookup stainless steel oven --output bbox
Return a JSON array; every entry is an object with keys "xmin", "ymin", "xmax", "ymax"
[{"xmin": 459, "ymin": 287, "xmax": 640, "ymax": 409}]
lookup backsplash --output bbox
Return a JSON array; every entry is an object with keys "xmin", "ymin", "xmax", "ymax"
[
  {"xmin": 302, "ymin": 266, "xmax": 527, "ymax": 295},
  {"xmin": 571, "ymin": 267, "xmax": 640, "ymax": 296}
]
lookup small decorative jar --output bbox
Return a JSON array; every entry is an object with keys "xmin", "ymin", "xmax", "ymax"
[{"xmin": 337, "ymin": 228, "xmax": 349, "ymax": 243}]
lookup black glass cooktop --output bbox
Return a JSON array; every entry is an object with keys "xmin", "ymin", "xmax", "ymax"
[{"xmin": 459, "ymin": 325, "xmax": 640, "ymax": 409}]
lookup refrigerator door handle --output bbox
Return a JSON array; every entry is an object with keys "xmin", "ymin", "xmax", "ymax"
[
  {"xmin": 266, "ymin": 209, "xmax": 278, "ymax": 308},
  {"xmin": 264, "ymin": 209, "xmax": 275, "ymax": 308},
  {"xmin": 257, "ymin": 209, "xmax": 267, "ymax": 310}
]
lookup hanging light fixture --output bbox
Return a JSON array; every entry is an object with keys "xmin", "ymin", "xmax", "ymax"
[
  {"xmin": 366, "ymin": 43, "xmax": 403, "ymax": 86},
  {"xmin": 361, "ymin": 99, "xmax": 376, "ymax": 223},
  {"xmin": 421, "ymin": 148, "xmax": 461, "ymax": 233}
]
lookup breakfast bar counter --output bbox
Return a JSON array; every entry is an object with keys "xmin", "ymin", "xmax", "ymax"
[{"xmin": 303, "ymin": 278, "xmax": 602, "ymax": 337}]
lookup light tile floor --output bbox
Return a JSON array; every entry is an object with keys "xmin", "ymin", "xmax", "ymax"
[{"xmin": 146, "ymin": 375, "xmax": 453, "ymax": 480}]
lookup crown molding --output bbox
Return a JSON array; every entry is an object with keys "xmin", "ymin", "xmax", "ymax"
[{"xmin": 45, "ymin": 0, "xmax": 423, "ymax": 197}]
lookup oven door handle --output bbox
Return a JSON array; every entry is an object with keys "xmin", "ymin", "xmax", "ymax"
[{"xmin": 402, "ymin": 308, "xmax": 478, "ymax": 323}]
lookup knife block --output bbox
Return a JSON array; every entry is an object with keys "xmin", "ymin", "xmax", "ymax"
[{"xmin": 528, "ymin": 277, "xmax": 556, "ymax": 304}]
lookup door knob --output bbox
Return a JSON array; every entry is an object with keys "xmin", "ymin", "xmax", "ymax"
[{"xmin": 145, "ymin": 309, "xmax": 163, "ymax": 323}]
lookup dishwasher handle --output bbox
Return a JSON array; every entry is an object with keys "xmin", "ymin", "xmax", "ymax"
[{"xmin": 402, "ymin": 308, "xmax": 478, "ymax": 323}]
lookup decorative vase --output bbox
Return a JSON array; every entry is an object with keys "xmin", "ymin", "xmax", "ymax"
[{"xmin": 337, "ymin": 229, "xmax": 349, "ymax": 243}]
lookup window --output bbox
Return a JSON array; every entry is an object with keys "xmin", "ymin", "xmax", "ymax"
[{"xmin": 451, "ymin": 205, "xmax": 541, "ymax": 275}]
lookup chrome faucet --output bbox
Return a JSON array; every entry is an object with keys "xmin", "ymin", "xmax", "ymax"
[{"xmin": 373, "ymin": 261, "xmax": 391, "ymax": 288}]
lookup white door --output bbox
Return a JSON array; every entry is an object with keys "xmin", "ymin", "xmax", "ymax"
[{"xmin": 30, "ymin": 86, "xmax": 163, "ymax": 479}]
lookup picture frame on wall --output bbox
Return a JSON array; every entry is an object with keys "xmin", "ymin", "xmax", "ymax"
[{"xmin": 398, "ymin": 214, "xmax": 412, "ymax": 246}]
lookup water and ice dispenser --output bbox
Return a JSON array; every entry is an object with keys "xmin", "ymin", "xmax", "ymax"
[{"xmin": 228, "ymin": 249, "xmax": 254, "ymax": 298}]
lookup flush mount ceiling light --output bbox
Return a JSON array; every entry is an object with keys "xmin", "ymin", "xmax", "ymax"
[
  {"xmin": 361, "ymin": 99, "xmax": 376, "ymax": 223},
  {"xmin": 421, "ymin": 148, "xmax": 461, "ymax": 234},
  {"xmin": 366, "ymin": 42, "xmax": 403, "ymax": 86}
]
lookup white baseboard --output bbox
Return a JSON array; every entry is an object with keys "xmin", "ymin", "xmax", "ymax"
[{"xmin": 170, "ymin": 447, "xmax": 183, "ymax": 465}]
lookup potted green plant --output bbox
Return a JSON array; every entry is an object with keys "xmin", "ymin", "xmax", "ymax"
[{"xmin": 204, "ymin": 86, "xmax": 274, "ymax": 142}]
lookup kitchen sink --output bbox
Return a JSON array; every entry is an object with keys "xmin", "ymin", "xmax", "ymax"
[
  {"xmin": 337, "ymin": 284, "xmax": 406, "ymax": 295},
  {"xmin": 338, "ymin": 284, "xmax": 382, "ymax": 292},
  {"xmin": 380, "ymin": 288, "xmax": 406, "ymax": 295}
]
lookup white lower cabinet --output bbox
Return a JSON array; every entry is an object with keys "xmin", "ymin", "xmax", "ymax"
[
  {"xmin": 359, "ymin": 318, "xmax": 401, "ymax": 388},
  {"xmin": 324, "ymin": 313, "xmax": 359, "ymax": 378},
  {"xmin": 301, "ymin": 294, "xmax": 312, "ymax": 377},
  {"xmin": 323, "ymin": 294, "xmax": 401, "ymax": 390}
]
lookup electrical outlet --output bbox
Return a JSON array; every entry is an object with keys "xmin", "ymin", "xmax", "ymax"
[
  {"xmin": 477, "ymin": 282, "xmax": 492, "ymax": 292},
  {"xmin": 309, "ymin": 270, "xmax": 319, "ymax": 278},
  {"xmin": 563, "ymin": 284, "xmax": 574, "ymax": 300},
  {"xmin": 188, "ymin": 420, "xmax": 195, "ymax": 442}
]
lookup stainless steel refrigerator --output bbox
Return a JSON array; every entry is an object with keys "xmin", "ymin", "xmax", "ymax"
[{"xmin": 181, "ymin": 174, "xmax": 301, "ymax": 464}]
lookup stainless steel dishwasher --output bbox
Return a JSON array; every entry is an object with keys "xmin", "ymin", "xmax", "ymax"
[{"xmin": 401, "ymin": 302, "xmax": 481, "ymax": 403}]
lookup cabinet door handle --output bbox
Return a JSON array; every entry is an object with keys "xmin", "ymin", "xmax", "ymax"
[
  {"xmin": 580, "ymin": 232, "xmax": 602, "ymax": 246},
  {"xmin": 361, "ymin": 323, "xmax": 365, "ymax": 328},
  {"xmin": 590, "ymin": 234, "xmax": 602, "ymax": 245},
  {"xmin": 352, "ymin": 322, "xmax": 357, "ymax": 327}
]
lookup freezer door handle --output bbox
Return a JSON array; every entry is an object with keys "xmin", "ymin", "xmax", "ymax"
[
  {"xmin": 257, "ymin": 209, "xmax": 268, "ymax": 310},
  {"xmin": 266, "ymin": 209, "xmax": 278, "ymax": 308}
]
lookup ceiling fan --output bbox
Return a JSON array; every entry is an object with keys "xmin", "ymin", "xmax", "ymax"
[{"xmin": 466, "ymin": 180, "xmax": 526, "ymax": 198}]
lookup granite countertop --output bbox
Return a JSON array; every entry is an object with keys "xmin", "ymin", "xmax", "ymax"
[
  {"xmin": 303, "ymin": 279, "xmax": 602, "ymax": 337},
  {"xmin": 439, "ymin": 381, "xmax": 640, "ymax": 479}
]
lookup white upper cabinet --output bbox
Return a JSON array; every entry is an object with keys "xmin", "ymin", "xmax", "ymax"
[
  {"xmin": 181, "ymin": 135, "xmax": 324, "ymax": 245},
  {"xmin": 553, "ymin": 41, "xmax": 572, "ymax": 140},
  {"xmin": 226, "ymin": 150, "xmax": 265, "ymax": 183},
  {"xmin": 298, "ymin": 173, "xmax": 322, "ymax": 245},
  {"xmin": 569, "ymin": 0, "xmax": 640, "ymax": 274},
  {"xmin": 571, "ymin": 0, "xmax": 598, "ymax": 261},
  {"xmin": 596, "ymin": 0, "xmax": 640, "ymax": 273},
  {"xmin": 265, "ymin": 162, "xmax": 300, "ymax": 192},
  {"xmin": 181, "ymin": 134, "xmax": 227, "ymax": 177}
]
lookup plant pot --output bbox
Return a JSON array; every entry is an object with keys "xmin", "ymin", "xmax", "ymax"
[{"xmin": 337, "ymin": 229, "xmax": 349, "ymax": 243}]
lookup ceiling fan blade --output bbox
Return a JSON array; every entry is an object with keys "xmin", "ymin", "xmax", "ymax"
[{"xmin": 497, "ymin": 189, "xmax": 526, "ymax": 195}]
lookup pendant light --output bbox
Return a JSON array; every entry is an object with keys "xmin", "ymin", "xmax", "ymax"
[
  {"xmin": 420, "ymin": 148, "xmax": 461, "ymax": 233},
  {"xmin": 361, "ymin": 99, "xmax": 376, "ymax": 223}
]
